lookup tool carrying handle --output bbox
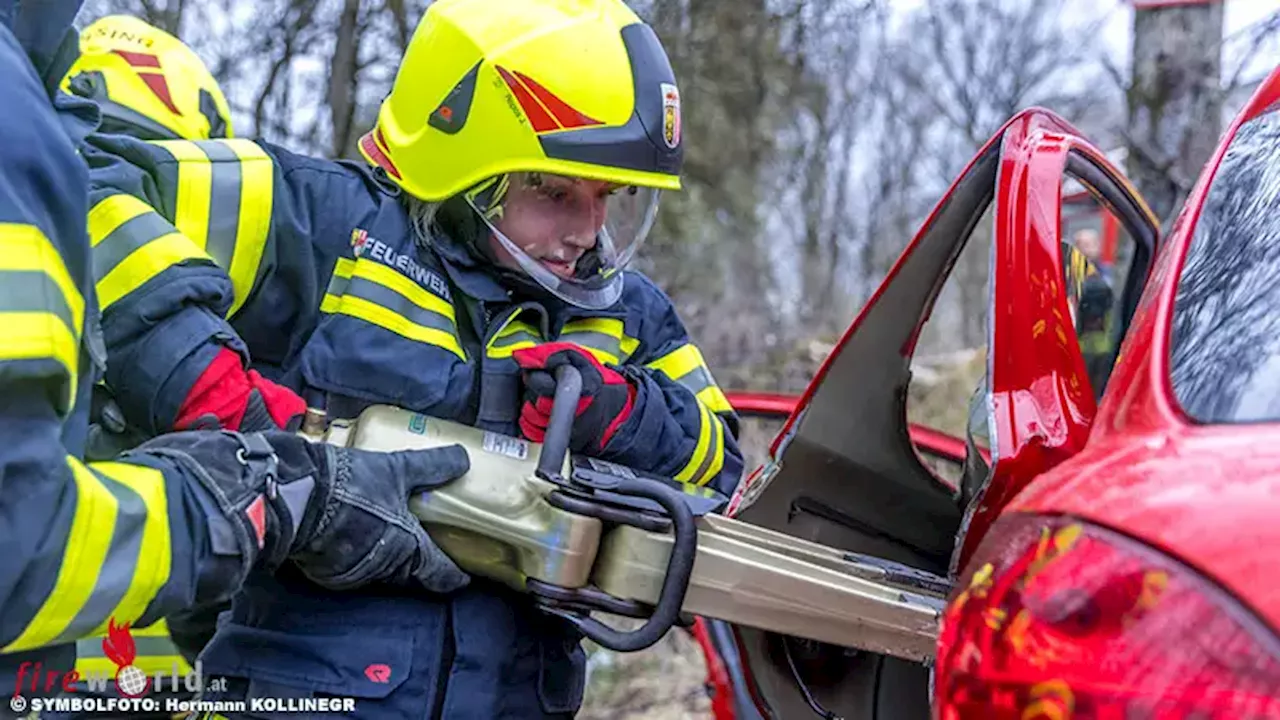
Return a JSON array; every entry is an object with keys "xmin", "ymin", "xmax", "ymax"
[
  {"xmin": 536, "ymin": 364, "xmax": 582, "ymax": 479},
  {"xmin": 548, "ymin": 475, "xmax": 697, "ymax": 652},
  {"xmin": 532, "ymin": 362, "xmax": 698, "ymax": 651}
]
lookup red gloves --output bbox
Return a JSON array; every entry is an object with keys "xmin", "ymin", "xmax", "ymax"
[
  {"xmin": 512, "ymin": 342, "xmax": 636, "ymax": 453},
  {"xmin": 174, "ymin": 347, "xmax": 306, "ymax": 432}
]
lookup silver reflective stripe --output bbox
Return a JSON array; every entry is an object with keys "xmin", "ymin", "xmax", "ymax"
[
  {"xmin": 490, "ymin": 328, "xmax": 541, "ymax": 353},
  {"xmin": 558, "ymin": 330, "xmax": 629, "ymax": 363},
  {"xmin": 75, "ymin": 635, "xmax": 179, "ymax": 659},
  {"xmin": 670, "ymin": 364, "xmax": 717, "ymax": 398},
  {"xmin": 688, "ymin": 410, "xmax": 722, "ymax": 485},
  {"xmin": 346, "ymin": 275, "xmax": 456, "ymax": 334},
  {"xmin": 89, "ymin": 211, "xmax": 176, "ymax": 284},
  {"xmin": 325, "ymin": 270, "xmax": 352, "ymax": 299},
  {"xmin": 56, "ymin": 472, "xmax": 147, "ymax": 644},
  {"xmin": 0, "ymin": 270, "xmax": 77, "ymax": 335},
  {"xmin": 200, "ymin": 141, "xmax": 243, "ymax": 270}
]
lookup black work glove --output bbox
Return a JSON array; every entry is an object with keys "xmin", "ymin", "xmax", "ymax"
[{"xmin": 130, "ymin": 430, "xmax": 471, "ymax": 593}]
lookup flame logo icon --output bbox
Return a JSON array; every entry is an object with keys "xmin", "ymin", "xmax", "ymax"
[{"xmin": 103, "ymin": 619, "xmax": 151, "ymax": 698}]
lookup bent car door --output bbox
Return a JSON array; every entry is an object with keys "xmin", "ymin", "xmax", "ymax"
[{"xmin": 722, "ymin": 109, "xmax": 1159, "ymax": 720}]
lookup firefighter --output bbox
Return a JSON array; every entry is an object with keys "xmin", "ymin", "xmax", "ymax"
[
  {"xmin": 54, "ymin": 15, "xmax": 257, "ymax": 716},
  {"xmin": 0, "ymin": 18, "xmax": 472, "ymax": 707},
  {"xmin": 82, "ymin": 0, "xmax": 743, "ymax": 716}
]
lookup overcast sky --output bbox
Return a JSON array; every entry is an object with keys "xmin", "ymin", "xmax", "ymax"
[{"xmin": 889, "ymin": 0, "xmax": 1280, "ymax": 82}]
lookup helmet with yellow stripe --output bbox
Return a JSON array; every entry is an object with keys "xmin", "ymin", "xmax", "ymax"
[
  {"xmin": 361, "ymin": 0, "xmax": 684, "ymax": 309},
  {"xmin": 62, "ymin": 15, "xmax": 233, "ymax": 141}
]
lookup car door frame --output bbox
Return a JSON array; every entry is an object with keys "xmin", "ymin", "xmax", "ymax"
[{"xmin": 954, "ymin": 116, "xmax": 1161, "ymax": 570}]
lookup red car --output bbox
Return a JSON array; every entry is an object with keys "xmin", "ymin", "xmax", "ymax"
[{"xmin": 694, "ymin": 63, "xmax": 1280, "ymax": 720}]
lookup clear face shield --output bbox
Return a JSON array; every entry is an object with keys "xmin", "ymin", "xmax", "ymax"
[{"xmin": 463, "ymin": 171, "xmax": 661, "ymax": 309}]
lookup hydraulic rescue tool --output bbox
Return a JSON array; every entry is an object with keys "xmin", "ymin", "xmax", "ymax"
[{"xmin": 302, "ymin": 366, "xmax": 947, "ymax": 661}]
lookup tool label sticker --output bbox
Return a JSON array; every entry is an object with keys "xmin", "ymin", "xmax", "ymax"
[{"xmin": 483, "ymin": 431, "xmax": 529, "ymax": 460}]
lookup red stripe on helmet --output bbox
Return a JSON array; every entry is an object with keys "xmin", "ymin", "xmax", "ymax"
[
  {"xmin": 514, "ymin": 71, "xmax": 601, "ymax": 130},
  {"xmin": 496, "ymin": 66, "xmax": 559, "ymax": 133},
  {"xmin": 360, "ymin": 128, "xmax": 402, "ymax": 179},
  {"xmin": 139, "ymin": 73, "xmax": 182, "ymax": 115},
  {"xmin": 112, "ymin": 49, "xmax": 162, "ymax": 68}
]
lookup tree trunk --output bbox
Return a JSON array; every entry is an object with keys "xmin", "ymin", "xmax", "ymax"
[
  {"xmin": 1126, "ymin": 0, "xmax": 1224, "ymax": 225},
  {"xmin": 329, "ymin": 0, "xmax": 363, "ymax": 159}
]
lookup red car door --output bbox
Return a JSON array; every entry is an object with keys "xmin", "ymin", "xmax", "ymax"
[
  {"xmin": 719, "ymin": 109, "xmax": 1159, "ymax": 720},
  {"xmin": 953, "ymin": 114, "xmax": 1160, "ymax": 573}
]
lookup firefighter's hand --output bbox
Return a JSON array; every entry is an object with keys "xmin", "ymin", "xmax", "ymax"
[
  {"xmin": 513, "ymin": 342, "xmax": 637, "ymax": 453},
  {"xmin": 130, "ymin": 430, "xmax": 471, "ymax": 594},
  {"xmin": 286, "ymin": 439, "xmax": 472, "ymax": 593}
]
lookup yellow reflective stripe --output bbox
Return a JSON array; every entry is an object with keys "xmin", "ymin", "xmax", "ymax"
[
  {"xmin": 87, "ymin": 193, "xmax": 151, "ymax": 245},
  {"xmin": 223, "ymin": 140, "xmax": 274, "ymax": 317},
  {"xmin": 321, "ymin": 258, "xmax": 464, "ymax": 359},
  {"xmin": 2, "ymin": 460, "xmax": 117, "ymax": 652},
  {"xmin": 89, "ymin": 461, "xmax": 171, "ymax": 635},
  {"xmin": 674, "ymin": 402, "xmax": 715, "ymax": 485},
  {"xmin": 647, "ymin": 343, "xmax": 701, "ymax": 381},
  {"xmin": 646, "ymin": 343, "xmax": 733, "ymax": 415},
  {"xmin": 696, "ymin": 385, "xmax": 733, "ymax": 415},
  {"xmin": 88, "ymin": 194, "xmax": 212, "ymax": 310},
  {"xmin": 331, "ymin": 296, "xmax": 465, "ymax": 360},
  {"xmin": 0, "ymin": 223, "xmax": 85, "ymax": 331},
  {"xmin": 319, "ymin": 258, "xmax": 357, "ymax": 312},
  {"xmin": 353, "ymin": 259, "xmax": 456, "ymax": 321},
  {"xmin": 153, "ymin": 140, "xmax": 213, "ymax": 249},
  {"xmin": 488, "ymin": 317, "xmax": 542, "ymax": 359},
  {"xmin": 0, "ymin": 313, "xmax": 80, "ymax": 398},
  {"xmin": 96, "ymin": 232, "xmax": 211, "ymax": 309},
  {"xmin": 703, "ymin": 410, "xmax": 725, "ymax": 486},
  {"xmin": 559, "ymin": 317, "xmax": 639, "ymax": 366}
]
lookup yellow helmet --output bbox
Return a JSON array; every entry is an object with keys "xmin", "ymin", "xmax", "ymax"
[
  {"xmin": 361, "ymin": 0, "xmax": 684, "ymax": 308},
  {"xmin": 62, "ymin": 15, "xmax": 233, "ymax": 141}
]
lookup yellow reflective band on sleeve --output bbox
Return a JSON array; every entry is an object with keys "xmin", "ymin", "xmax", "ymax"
[
  {"xmin": 320, "ymin": 258, "xmax": 465, "ymax": 360},
  {"xmin": 96, "ymin": 232, "xmax": 213, "ymax": 309},
  {"xmin": 152, "ymin": 140, "xmax": 275, "ymax": 318},
  {"xmin": 88, "ymin": 193, "xmax": 151, "ymax": 244},
  {"xmin": 89, "ymin": 193, "xmax": 213, "ymax": 310},
  {"xmin": 319, "ymin": 258, "xmax": 356, "ymax": 313},
  {"xmin": 675, "ymin": 402, "xmax": 720, "ymax": 486},
  {"xmin": 0, "ymin": 223, "xmax": 86, "ymax": 412},
  {"xmin": 88, "ymin": 461, "xmax": 172, "ymax": 635},
  {"xmin": 645, "ymin": 343, "xmax": 733, "ymax": 415},
  {"xmin": 0, "ymin": 313, "xmax": 81, "ymax": 405},
  {"xmin": 153, "ymin": 140, "xmax": 214, "ymax": 248},
  {"xmin": 487, "ymin": 315, "xmax": 542, "ymax": 359},
  {"xmin": 222, "ymin": 140, "xmax": 274, "ymax": 317},
  {"xmin": 2, "ymin": 459, "xmax": 117, "ymax": 652},
  {"xmin": 559, "ymin": 317, "xmax": 639, "ymax": 366}
]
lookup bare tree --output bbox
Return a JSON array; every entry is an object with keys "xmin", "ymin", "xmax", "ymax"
[{"xmin": 1123, "ymin": 1, "xmax": 1225, "ymax": 226}]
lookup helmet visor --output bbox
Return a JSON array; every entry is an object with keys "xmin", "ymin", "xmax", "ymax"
[{"xmin": 464, "ymin": 172, "xmax": 660, "ymax": 309}]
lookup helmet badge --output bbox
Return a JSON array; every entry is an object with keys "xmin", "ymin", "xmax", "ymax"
[{"xmin": 661, "ymin": 83, "xmax": 681, "ymax": 149}]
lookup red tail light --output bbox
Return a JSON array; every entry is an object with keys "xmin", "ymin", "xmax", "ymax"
[{"xmin": 934, "ymin": 514, "xmax": 1280, "ymax": 719}]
